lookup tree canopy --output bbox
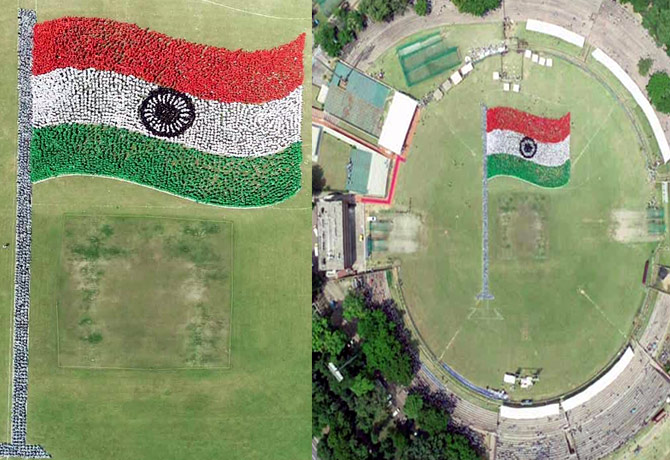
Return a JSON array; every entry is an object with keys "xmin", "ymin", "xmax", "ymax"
[
  {"xmin": 312, "ymin": 290, "xmax": 480, "ymax": 460},
  {"xmin": 647, "ymin": 71, "xmax": 670, "ymax": 113},
  {"xmin": 415, "ymin": 0, "xmax": 429, "ymax": 16},
  {"xmin": 451, "ymin": 0, "xmax": 501, "ymax": 16},
  {"xmin": 359, "ymin": 0, "xmax": 409, "ymax": 22}
]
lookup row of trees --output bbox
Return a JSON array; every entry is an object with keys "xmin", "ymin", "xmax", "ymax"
[
  {"xmin": 312, "ymin": 290, "xmax": 480, "ymax": 460},
  {"xmin": 314, "ymin": 0, "xmax": 501, "ymax": 58},
  {"xmin": 622, "ymin": 0, "xmax": 670, "ymax": 56}
]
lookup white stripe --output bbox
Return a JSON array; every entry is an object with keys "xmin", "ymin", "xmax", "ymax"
[
  {"xmin": 32, "ymin": 67, "xmax": 302, "ymax": 157},
  {"xmin": 487, "ymin": 129, "xmax": 570, "ymax": 167}
]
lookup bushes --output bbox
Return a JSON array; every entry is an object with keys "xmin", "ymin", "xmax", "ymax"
[
  {"xmin": 414, "ymin": 0, "xmax": 429, "ymax": 16},
  {"xmin": 451, "ymin": 0, "xmax": 501, "ymax": 16},
  {"xmin": 638, "ymin": 57, "xmax": 653, "ymax": 76},
  {"xmin": 647, "ymin": 71, "xmax": 670, "ymax": 114}
]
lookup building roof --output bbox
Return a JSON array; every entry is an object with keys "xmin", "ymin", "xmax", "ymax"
[
  {"xmin": 378, "ymin": 92, "xmax": 418, "ymax": 155},
  {"xmin": 323, "ymin": 63, "xmax": 392, "ymax": 138},
  {"xmin": 317, "ymin": 200, "xmax": 346, "ymax": 271},
  {"xmin": 500, "ymin": 403, "xmax": 560, "ymax": 420},
  {"xmin": 346, "ymin": 149, "xmax": 372, "ymax": 195},
  {"xmin": 312, "ymin": 124, "xmax": 323, "ymax": 161}
]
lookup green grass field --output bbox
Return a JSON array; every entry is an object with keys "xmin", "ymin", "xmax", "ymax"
[
  {"xmin": 57, "ymin": 215, "xmax": 232, "ymax": 369},
  {"xmin": 377, "ymin": 24, "xmax": 660, "ymax": 400},
  {"xmin": 0, "ymin": 0, "xmax": 311, "ymax": 458},
  {"xmin": 316, "ymin": 132, "xmax": 350, "ymax": 191}
]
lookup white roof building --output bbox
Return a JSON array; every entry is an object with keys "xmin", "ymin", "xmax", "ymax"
[
  {"xmin": 460, "ymin": 62, "xmax": 474, "ymax": 75},
  {"xmin": 378, "ymin": 92, "xmax": 418, "ymax": 155}
]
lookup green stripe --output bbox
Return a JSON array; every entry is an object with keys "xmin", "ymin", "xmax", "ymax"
[
  {"xmin": 30, "ymin": 124, "xmax": 302, "ymax": 207},
  {"xmin": 487, "ymin": 154, "xmax": 570, "ymax": 188}
]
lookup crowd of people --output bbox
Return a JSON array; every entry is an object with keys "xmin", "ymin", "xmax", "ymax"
[{"xmin": 1, "ymin": 10, "xmax": 51, "ymax": 458}]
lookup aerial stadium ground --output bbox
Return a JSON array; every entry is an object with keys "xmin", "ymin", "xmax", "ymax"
[
  {"xmin": 0, "ymin": 1, "xmax": 310, "ymax": 459},
  {"xmin": 368, "ymin": 23, "xmax": 664, "ymax": 401}
]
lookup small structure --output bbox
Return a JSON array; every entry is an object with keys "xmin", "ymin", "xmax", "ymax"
[
  {"xmin": 520, "ymin": 376, "xmax": 534, "ymax": 388},
  {"xmin": 513, "ymin": 84, "xmax": 520, "ymax": 93},
  {"xmin": 433, "ymin": 88, "xmax": 444, "ymax": 101},
  {"xmin": 532, "ymin": 53, "xmax": 539, "ymax": 63},
  {"xmin": 460, "ymin": 62, "xmax": 474, "ymax": 76},
  {"xmin": 663, "ymin": 181, "xmax": 669, "ymax": 204},
  {"xmin": 312, "ymin": 124, "xmax": 323, "ymax": 162},
  {"xmin": 440, "ymin": 80, "xmax": 453, "ymax": 92},
  {"xmin": 546, "ymin": 58, "xmax": 553, "ymax": 67},
  {"xmin": 317, "ymin": 84, "xmax": 329, "ymax": 104},
  {"xmin": 503, "ymin": 373, "xmax": 517, "ymax": 385},
  {"xmin": 328, "ymin": 362, "xmax": 344, "ymax": 382},
  {"xmin": 492, "ymin": 71, "xmax": 500, "ymax": 80},
  {"xmin": 524, "ymin": 49, "xmax": 532, "ymax": 59},
  {"xmin": 539, "ymin": 56, "xmax": 546, "ymax": 66},
  {"xmin": 450, "ymin": 71, "xmax": 463, "ymax": 85},
  {"xmin": 503, "ymin": 82, "xmax": 510, "ymax": 92}
]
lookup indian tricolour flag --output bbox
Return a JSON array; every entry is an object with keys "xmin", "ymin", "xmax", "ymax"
[
  {"xmin": 486, "ymin": 107, "xmax": 571, "ymax": 188},
  {"xmin": 29, "ymin": 17, "xmax": 304, "ymax": 207}
]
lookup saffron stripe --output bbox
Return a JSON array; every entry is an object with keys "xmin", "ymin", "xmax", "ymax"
[
  {"xmin": 486, "ymin": 107, "xmax": 570, "ymax": 143},
  {"xmin": 33, "ymin": 17, "xmax": 305, "ymax": 104}
]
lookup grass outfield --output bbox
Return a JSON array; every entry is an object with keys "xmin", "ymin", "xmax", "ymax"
[
  {"xmin": 1, "ymin": 1, "xmax": 310, "ymax": 459},
  {"xmin": 377, "ymin": 25, "xmax": 659, "ymax": 400},
  {"xmin": 317, "ymin": 132, "xmax": 351, "ymax": 191},
  {"xmin": 57, "ymin": 215, "xmax": 232, "ymax": 369}
]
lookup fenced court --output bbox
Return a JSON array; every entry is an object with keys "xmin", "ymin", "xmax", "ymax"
[{"xmin": 397, "ymin": 33, "xmax": 461, "ymax": 86}]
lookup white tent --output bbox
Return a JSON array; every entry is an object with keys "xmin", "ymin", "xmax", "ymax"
[{"xmin": 378, "ymin": 92, "xmax": 418, "ymax": 155}]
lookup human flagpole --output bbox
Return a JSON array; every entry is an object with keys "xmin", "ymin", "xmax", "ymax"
[{"xmin": 477, "ymin": 104, "xmax": 494, "ymax": 301}]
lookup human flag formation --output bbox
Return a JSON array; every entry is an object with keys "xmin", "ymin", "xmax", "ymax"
[
  {"xmin": 486, "ymin": 107, "xmax": 571, "ymax": 188},
  {"xmin": 30, "ymin": 17, "xmax": 305, "ymax": 207}
]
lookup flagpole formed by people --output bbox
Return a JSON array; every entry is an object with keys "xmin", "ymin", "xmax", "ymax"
[{"xmin": 477, "ymin": 104, "xmax": 494, "ymax": 301}]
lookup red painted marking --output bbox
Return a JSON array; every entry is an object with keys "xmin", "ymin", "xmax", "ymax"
[
  {"xmin": 487, "ymin": 107, "xmax": 570, "ymax": 143},
  {"xmin": 362, "ymin": 157, "xmax": 401, "ymax": 205},
  {"xmin": 33, "ymin": 17, "xmax": 304, "ymax": 104}
]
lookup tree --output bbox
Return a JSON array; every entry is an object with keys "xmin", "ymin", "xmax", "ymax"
[
  {"xmin": 403, "ymin": 393, "xmax": 424, "ymax": 419},
  {"xmin": 638, "ymin": 57, "xmax": 653, "ymax": 76},
  {"xmin": 314, "ymin": 23, "xmax": 343, "ymax": 57},
  {"xmin": 414, "ymin": 0, "xmax": 429, "ymax": 16},
  {"xmin": 313, "ymin": 316, "xmax": 347, "ymax": 356},
  {"xmin": 313, "ymin": 164, "xmax": 326, "ymax": 195},
  {"xmin": 342, "ymin": 292, "xmax": 367, "ymax": 321},
  {"xmin": 350, "ymin": 375, "xmax": 375, "ymax": 396},
  {"xmin": 358, "ymin": 309, "xmax": 415, "ymax": 385},
  {"xmin": 360, "ymin": 0, "xmax": 408, "ymax": 22},
  {"xmin": 642, "ymin": 0, "xmax": 670, "ymax": 54},
  {"xmin": 346, "ymin": 10, "xmax": 366, "ymax": 33},
  {"xmin": 622, "ymin": 0, "xmax": 651, "ymax": 13},
  {"xmin": 451, "ymin": 0, "xmax": 501, "ymax": 16},
  {"xmin": 647, "ymin": 71, "xmax": 670, "ymax": 114}
]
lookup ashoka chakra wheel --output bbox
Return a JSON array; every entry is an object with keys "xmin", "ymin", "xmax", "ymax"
[{"xmin": 139, "ymin": 88, "xmax": 196, "ymax": 138}]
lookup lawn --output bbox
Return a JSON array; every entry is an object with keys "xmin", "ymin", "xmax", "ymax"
[
  {"xmin": 57, "ymin": 215, "xmax": 232, "ymax": 369},
  {"xmin": 0, "ymin": 0, "xmax": 311, "ymax": 459},
  {"xmin": 368, "ymin": 23, "xmax": 504, "ymax": 99},
  {"xmin": 385, "ymin": 24, "xmax": 659, "ymax": 400},
  {"xmin": 316, "ymin": 132, "xmax": 351, "ymax": 192}
]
